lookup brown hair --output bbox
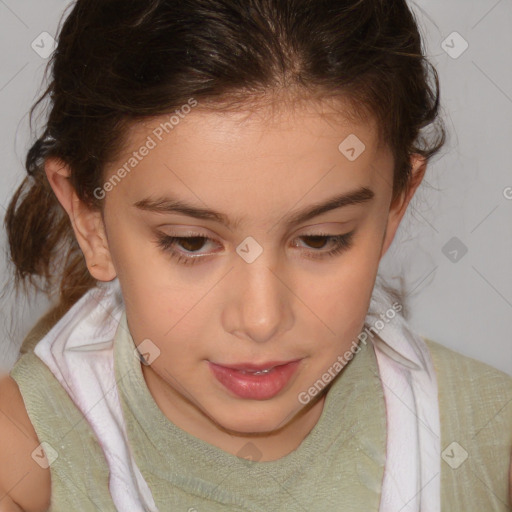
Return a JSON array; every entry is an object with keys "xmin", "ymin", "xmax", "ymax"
[{"xmin": 4, "ymin": 0, "xmax": 446, "ymax": 343}]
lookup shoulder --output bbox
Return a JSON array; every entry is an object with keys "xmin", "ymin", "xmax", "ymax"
[
  {"xmin": 6, "ymin": 347, "xmax": 117, "ymax": 511},
  {"xmin": 423, "ymin": 336, "xmax": 512, "ymax": 429},
  {"xmin": 0, "ymin": 373, "xmax": 51, "ymax": 512},
  {"xmin": 423, "ymin": 336, "xmax": 512, "ymax": 398},
  {"xmin": 422, "ymin": 337, "xmax": 512, "ymax": 509}
]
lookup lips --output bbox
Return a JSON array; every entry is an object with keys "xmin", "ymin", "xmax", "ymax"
[
  {"xmin": 208, "ymin": 359, "xmax": 302, "ymax": 400},
  {"xmin": 214, "ymin": 360, "xmax": 299, "ymax": 373}
]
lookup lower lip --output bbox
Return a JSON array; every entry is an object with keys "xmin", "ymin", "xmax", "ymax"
[{"xmin": 208, "ymin": 360, "xmax": 301, "ymax": 400}]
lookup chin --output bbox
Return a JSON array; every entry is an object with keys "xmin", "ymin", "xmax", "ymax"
[{"xmin": 211, "ymin": 405, "xmax": 298, "ymax": 436}]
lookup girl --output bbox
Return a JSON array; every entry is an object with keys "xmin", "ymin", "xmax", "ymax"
[{"xmin": 1, "ymin": 0, "xmax": 511, "ymax": 511}]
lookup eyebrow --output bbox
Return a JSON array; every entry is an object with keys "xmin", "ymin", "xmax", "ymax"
[{"xmin": 133, "ymin": 186, "xmax": 375, "ymax": 230}]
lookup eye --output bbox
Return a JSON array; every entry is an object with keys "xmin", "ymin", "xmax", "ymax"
[
  {"xmin": 155, "ymin": 230, "xmax": 356, "ymax": 266},
  {"xmin": 155, "ymin": 233, "xmax": 216, "ymax": 266},
  {"xmin": 293, "ymin": 232, "xmax": 356, "ymax": 260}
]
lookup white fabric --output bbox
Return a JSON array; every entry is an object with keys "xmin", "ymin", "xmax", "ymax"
[
  {"xmin": 34, "ymin": 279, "xmax": 158, "ymax": 512},
  {"xmin": 33, "ymin": 276, "xmax": 440, "ymax": 512},
  {"xmin": 365, "ymin": 281, "xmax": 441, "ymax": 512}
]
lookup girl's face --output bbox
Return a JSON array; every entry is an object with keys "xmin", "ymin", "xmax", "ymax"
[{"xmin": 89, "ymin": 99, "xmax": 422, "ymax": 437}]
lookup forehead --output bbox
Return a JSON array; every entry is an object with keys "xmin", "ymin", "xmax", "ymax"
[
  {"xmin": 119, "ymin": 95, "xmax": 383, "ymax": 158},
  {"xmin": 103, "ymin": 98, "xmax": 393, "ymax": 214}
]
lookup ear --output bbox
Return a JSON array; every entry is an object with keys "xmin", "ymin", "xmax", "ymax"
[
  {"xmin": 380, "ymin": 154, "xmax": 427, "ymax": 259},
  {"xmin": 44, "ymin": 157, "xmax": 117, "ymax": 282}
]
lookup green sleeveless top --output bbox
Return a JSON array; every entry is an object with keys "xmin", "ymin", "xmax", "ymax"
[{"xmin": 9, "ymin": 312, "xmax": 512, "ymax": 511}]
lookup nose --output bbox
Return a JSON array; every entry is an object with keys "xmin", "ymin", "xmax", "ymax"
[{"xmin": 223, "ymin": 253, "xmax": 294, "ymax": 344}]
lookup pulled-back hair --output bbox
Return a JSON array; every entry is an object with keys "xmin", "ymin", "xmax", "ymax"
[{"xmin": 4, "ymin": 0, "xmax": 446, "ymax": 334}]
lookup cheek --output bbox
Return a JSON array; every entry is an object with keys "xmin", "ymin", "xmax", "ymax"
[
  {"xmin": 104, "ymin": 212, "xmax": 152, "ymax": 278},
  {"xmin": 297, "ymin": 270, "xmax": 376, "ymax": 381},
  {"xmin": 295, "ymin": 236, "xmax": 383, "ymax": 366},
  {"xmin": 305, "ymin": 232, "xmax": 381, "ymax": 315},
  {"xmin": 107, "ymin": 214, "xmax": 180, "ymax": 300},
  {"xmin": 124, "ymin": 287, "xmax": 196, "ymax": 349},
  {"xmin": 305, "ymin": 279, "xmax": 372, "ymax": 353}
]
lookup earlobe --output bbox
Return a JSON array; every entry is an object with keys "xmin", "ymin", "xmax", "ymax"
[{"xmin": 44, "ymin": 157, "xmax": 117, "ymax": 282}]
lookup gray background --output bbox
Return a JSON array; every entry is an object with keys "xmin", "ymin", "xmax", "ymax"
[{"xmin": 0, "ymin": 0, "xmax": 511, "ymax": 375}]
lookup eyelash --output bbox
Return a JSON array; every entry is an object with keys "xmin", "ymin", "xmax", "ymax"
[{"xmin": 155, "ymin": 230, "xmax": 356, "ymax": 266}]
